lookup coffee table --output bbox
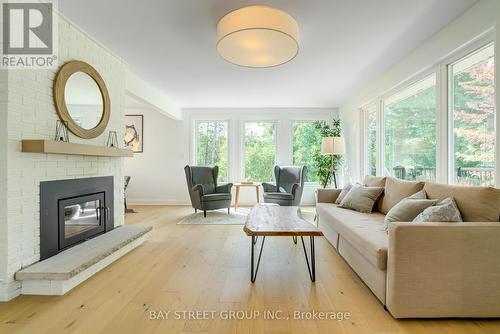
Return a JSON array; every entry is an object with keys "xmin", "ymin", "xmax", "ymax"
[{"xmin": 243, "ymin": 204, "xmax": 323, "ymax": 282}]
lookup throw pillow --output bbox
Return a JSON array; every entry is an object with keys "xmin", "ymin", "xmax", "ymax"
[
  {"xmin": 379, "ymin": 177, "xmax": 425, "ymax": 214},
  {"xmin": 335, "ymin": 183, "xmax": 353, "ymax": 204},
  {"xmin": 363, "ymin": 175, "xmax": 387, "ymax": 212},
  {"xmin": 339, "ymin": 185, "xmax": 384, "ymax": 214},
  {"xmin": 413, "ymin": 197, "xmax": 463, "ymax": 223},
  {"xmin": 383, "ymin": 190, "xmax": 436, "ymax": 231},
  {"xmin": 363, "ymin": 175, "xmax": 387, "ymax": 187}
]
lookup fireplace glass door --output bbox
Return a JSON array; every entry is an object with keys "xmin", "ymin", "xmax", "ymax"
[{"xmin": 59, "ymin": 192, "xmax": 106, "ymax": 250}]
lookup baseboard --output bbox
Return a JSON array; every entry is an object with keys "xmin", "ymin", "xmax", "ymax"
[
  {"xmin": 128, "ymin": 199, "xmax": 191, "ymax": 205},
  {"xmin": 128, "ymin": 199, "xmax": 316, "ymax": 206},
  {"xmin": 0, "ymin": 280, "xmax": 21, "ymax": 301}
]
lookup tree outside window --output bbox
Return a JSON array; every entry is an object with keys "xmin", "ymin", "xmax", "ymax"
[
  {"xmin": 292, "ymin": 121, "xmax": 323, "ymax": 183},
  {"xmin": 450, "ymin": 43, "xmax": 495, "ymax": 186},
  {"xmin": 195, "ymin": 121, "xmax": 228, "ymax": 182},
  {"xmin": 244, "ymin": 122, "xmax": 276, "ymax": 182},
  {"xmin": 363, "ymin": 105, "xmax": 377, "ymax": 176},
  {"xmin": 384, "ymin": 74, "xmax": 437, "ymax": 181}
]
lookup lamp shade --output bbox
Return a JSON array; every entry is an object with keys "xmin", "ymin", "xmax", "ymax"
[
  {"xmin": 216, "ymin": 6, "xmax": 299, "ymax": 68},
  {"xmin": 322, "ymin": 137, "xmax": 345, "ymax": 155}
]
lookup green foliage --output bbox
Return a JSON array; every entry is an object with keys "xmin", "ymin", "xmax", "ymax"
[
  {"xmin": 312, "ymin": 119, "xmax": 342, "ymax": 188},
  {"xmin": 452, "ymin": 57, "xmax": 495, "ymax": 169},
  {"xmin": 378, "ymin": 47, "xmax": 494, "ymax": 185},
  {"xmin": 195, "ymin": 121, "xmax": 228, "ymax": 181},
  {"xmin": 367, "ymin": 110, "xmax": 377, "ymax": 175},
  {"xmin": 292, "ymin": 122, "xmax": 323, "ymax": 182},
  {"xmin": 451, "ymin": 52, "xmax": 495, "ymax": 186},
  {"xmin": 244, "ymin": 122, "xmax": 276, "ymax": 181},
  {"xmin": 384, "ymin": 79, "xmax": 437, "ymax": 180}
]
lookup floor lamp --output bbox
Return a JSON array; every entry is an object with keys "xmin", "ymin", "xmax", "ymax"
[{"xmin": 321, "ymin": 137, "xmax": 345, "ymax": 188}]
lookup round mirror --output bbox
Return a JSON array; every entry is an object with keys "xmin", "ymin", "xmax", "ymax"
[
  {"xmin": 64, "ymin": 72, "xmax": 104, "ymax": 130},
  {"xmin": 54, "ymin": 61, "xmax": 110, "ymax": 139}
]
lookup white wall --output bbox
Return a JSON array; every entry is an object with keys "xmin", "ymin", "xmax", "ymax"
[
  {"xmin": 124, "ymin": 108, "xmax": 337, "ymax": 206},
  {"xmin": 125, "ymin": 71, "xmax": 182, "ymax": 120},
  {"xmin": 0, "ymin": 15, "xmax": 127, "ymax": 301},
  {"xmin": 0, "ymin": 67, "xmax": 7, "ymax": 300},
  {"xmin": 123, "ymin": 106, "xmax": 191, "ymax": 205},
  {"xmin": 339, "ymin": 0, "xmax": 500, "ymax": 186}
]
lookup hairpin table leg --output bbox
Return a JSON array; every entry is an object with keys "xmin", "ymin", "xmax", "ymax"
[{"xmin": 250, "ymin": 235, "xmax": 265, "ymax": 282}]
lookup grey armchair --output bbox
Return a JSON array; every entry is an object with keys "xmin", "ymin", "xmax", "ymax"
[
  {"xmin": 262, "ymin": 165, "xmax": 307, "ymax": 206},
  {"xmin": 184, "ymin": 165, "xmax": 233, "ymax": 217}
]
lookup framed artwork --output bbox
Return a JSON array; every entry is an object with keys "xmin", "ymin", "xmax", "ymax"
[{"xmin": 124, "ymin": 114, "xmax": 143, "ymax": 153}]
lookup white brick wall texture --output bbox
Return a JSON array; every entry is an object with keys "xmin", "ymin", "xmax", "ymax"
[
  {"xmin": 0, "ymin": 65, "xmax": 8, "ymax": 300},
  {"xmin": 0, "ymin": 15, "xmax": 128, "ymax": 301}
]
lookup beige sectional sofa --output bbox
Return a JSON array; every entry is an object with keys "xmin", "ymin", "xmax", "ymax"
[{"xmin": 315, "ymin": 176, "xmax": 500, "ymax": 318}]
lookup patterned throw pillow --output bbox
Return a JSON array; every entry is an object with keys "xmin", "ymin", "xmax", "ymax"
[
  {"xmin": 383, "ymin": 190, "xmax": 436, "ymax": 232},
  {"xmin": 335, "ymin": 183, "xmax": 353, "ymax": 204},
  {"xmin": 413, "ymin": 197, "xmax": 463, "ymax": 223},
  {"xmin": 338, "ymin": 185, "xmax": 384, "ymax": 214}
]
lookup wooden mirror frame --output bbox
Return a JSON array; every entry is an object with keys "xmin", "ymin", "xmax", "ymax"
[{"xmin": 53, "ymin": 60, "xmax": 110, "ymax": 139}]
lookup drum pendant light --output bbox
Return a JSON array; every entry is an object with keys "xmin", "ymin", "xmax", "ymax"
[{"xmin": 217, "ymin": 6, "xmax": 299, "ymax": 68}]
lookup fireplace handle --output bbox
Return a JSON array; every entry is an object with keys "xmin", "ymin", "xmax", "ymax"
[
  {"xmin": 97, "ymin": 206, "xmax": 110, "ymax": 223},
  {"xmin": 103, "ymin": 206, "xmax": 110, "ymax": 222},
  {"xmin": 104, "ymin": 206, "xmax": 111, "ymax": 221}
]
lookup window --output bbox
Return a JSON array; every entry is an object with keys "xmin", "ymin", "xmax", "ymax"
[
  {"xmin": 449, "ymin": 43, "xmax": 495, "ymax": 186},
  {"xmin": 292, "ymin": 121, "xmax": 323, "ymax": 183},
  {"xmin": 363, "ymin": 104, "xmax": 377, "ymax": 176},
  {"xmin": 243, "ymin": 121, "xmax": 276, "ymax": 182},
  {"xmin": 384, "ymin": 74, "xmax": 437, "ymax": 181},
  {"xmin": 195, "ymin": 121, "xmax": 229, "ymax": 181}
]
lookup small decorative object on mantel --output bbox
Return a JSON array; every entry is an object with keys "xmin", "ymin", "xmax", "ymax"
[
  {"xmin": 124, "ymin": 114, "xmax": 143, "ymax": 153},
  {"xmin": 54, "ymin": 120, "xmax": 69, "ymax": 142},
  {"xmin": 106, "ymin": 131, "xmax": 119, "ymax": 148}
]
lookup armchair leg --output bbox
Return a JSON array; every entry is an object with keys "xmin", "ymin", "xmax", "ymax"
[
  {"xmin": 228, "ymin": 208, "xmax": 230, "ymax": 215},
  {"xmin": 204, "ymin": 210, "xmax": 207, "ymax": 218},
  {"xmin": 195, "ymin": 208, "xmax": 197, "ymax": 213}
]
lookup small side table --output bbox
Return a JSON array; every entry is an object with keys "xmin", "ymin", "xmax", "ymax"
[{"xmin": 234, "ymin": 183, "xmax": 261, "ymax": 209}]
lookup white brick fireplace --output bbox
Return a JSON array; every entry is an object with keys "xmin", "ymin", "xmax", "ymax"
[{"xmin": 0, "ymin": 14, "xmax": 127, "ymax": 301}]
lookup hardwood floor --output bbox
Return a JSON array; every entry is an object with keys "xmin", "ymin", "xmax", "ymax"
[{"xmin": 1, "ymin": 205, "xmax": 499, "ymax": 334}]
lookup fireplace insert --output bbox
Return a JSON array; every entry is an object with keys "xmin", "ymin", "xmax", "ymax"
[{"xmin": 40, "ymin": 176, "xmax": 114, "ymax": 260}]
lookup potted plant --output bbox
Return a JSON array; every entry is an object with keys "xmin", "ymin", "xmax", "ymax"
[{"xmin": 312, "ymin": 119, "xmax": 342, "ymax": 188}]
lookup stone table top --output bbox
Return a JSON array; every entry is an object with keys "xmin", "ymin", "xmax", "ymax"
[{"xmin": 243, "ymin": 205, "xmax": 323, "ymax": 237}]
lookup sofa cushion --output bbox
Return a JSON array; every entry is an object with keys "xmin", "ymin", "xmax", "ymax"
[
  {"xmin": 339, "ymin": 185, "xmax": 384, "ymax": 214},
  {"xmin": 379, "ymin": 177, "xmax": 425, "ymax": 214},
  {"xmin": 202, "ymin": 193, "xmax": 231, "ymax": 202},
  {"xmin": 263, "ymin": 192, "xmax": 294, "ymax": 200},
  {"xmin": 423, "ymin": 183, "xmax": 500, "ymax": 222},
  {"xmin": 364, "ymin": 175, "xmax": 387, "ymax": 211},
  {"xmin": 317, "ymin": 203, "xmax": 388, "ymax": 270}
]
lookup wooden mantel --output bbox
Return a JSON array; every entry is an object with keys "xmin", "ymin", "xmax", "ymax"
[{"xmin": 21, "ymin": 140, "xmax": 134, "ymax": 157}]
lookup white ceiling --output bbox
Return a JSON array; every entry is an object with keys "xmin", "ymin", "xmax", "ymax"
[{"xmin": 59, "ymin": 0, "xmax": 476, "ymax": 109}]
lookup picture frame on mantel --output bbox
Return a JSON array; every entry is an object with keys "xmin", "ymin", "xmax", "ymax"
[{"xmin": 124, "ymin": 114, "xmax": 144, "ymax": 153}]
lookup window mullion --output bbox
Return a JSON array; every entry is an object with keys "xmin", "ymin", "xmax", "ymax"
[
  {"xmin": 436, "ymin": 63, "xmax": 449, "ymax": 184},
  {"xmin": 377, "ymin": 99, "xmax": 384, "ymax": 177}
]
